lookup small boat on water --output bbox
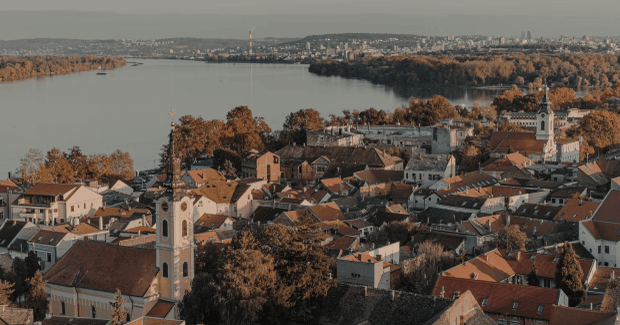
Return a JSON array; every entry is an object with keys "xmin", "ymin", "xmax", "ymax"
[
  {"xmin": 131, "ymin": 62, "xmax": 144, "ymax": 67},
  {"xmin": 96, "ymin": 72, "xmax": 108, "ymax": 75}
]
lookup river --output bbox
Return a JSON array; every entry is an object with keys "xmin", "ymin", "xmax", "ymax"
[{"xmin": 0, "ymin": 59, "xmax": 591, "ymax": 177}]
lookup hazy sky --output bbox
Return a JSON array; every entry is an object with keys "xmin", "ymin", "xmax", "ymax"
[{"xmin": 0, "ymin": 0, "xmax": 619, "ymax": 39}]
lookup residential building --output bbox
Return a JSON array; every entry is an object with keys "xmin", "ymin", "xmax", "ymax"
[
  {"xmin": 336, "ymin": 243, "xmax": 401, "ymax": 290},
  {"xmin": 433, "ymin": 277, "xmax": 569, "ymax": 325},
  {"xmin": 0, "ymin": 220, "xmax": 40, "ymax": 255},
  {"xmin": 305, "ymin": 127, "xmax": 364, "ymax": 147},
  {"xmin": 580, "ymin": 190, "xmax": 620, "ymax": 267},
  {"xmin": 193, "ymin": 214, "xmax": 233, "ymax": 232},
  {"xmin": 0, "ymin": 179, "xmax": 21, "ymax": 220},
  {"xmin": 404, "ymin": 154, "xmax": 455, "ymax": 188},
  {"xmin": 318, "ymin": 177, "xmax": 352, "ymax": 197},
  {"xmin": 181, "ymin": 169, "xmax": 225, "ymax": 187},
  {"xmin": 12, "ymin": 183, "xmax": 103, "ymax": 225},
  {"xmin": 480, "ymin": 153, "xmax": 534, "ymax": 179},
  {"xmin": 241, "ymin": 150, "xmax": 281, "ymax": 182}
]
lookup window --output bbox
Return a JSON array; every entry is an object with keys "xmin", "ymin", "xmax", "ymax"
[
  {"xmin": 428, "ymin": 174, "xmax": 432, "ymax": 180},
  {"xmin": 537, "ymin": 305, "xmax": 544, "ymax": 313},
  {"xmin": 481, "ymin": 298, "xmax": 488, "ymax": 307},
  {"xmin": 599, "ymin": 246, "xmax": 602, "ymax": 254},
  {"xmin": 183, "ymin": 262, "xmax": 189, "ymax": 277},
  {"xmin": 71, "ymin": 206, "xmax": 74, "ymax": 212},
  {"xmin": 84, "ymin": 203, "xmax": 86, "ymax": 209},
  {"xmin": 541, "ymin": 120, "xmax": 545, "ymax": 131},
  {"xmin": 127, "ymin": 314, "xmax": 131, "ymax": 322},
  {"xmin": 605, "ymin": 262, "xmax": 609, "ymax": 266},
  {"xmin": 61, "ymin": 302, "xmax": 65, "ymax": 315},
  {"xmin": 162, "ymin": 262, "xmax": 169, "ymax": 278},
  {"xmin": 91, "ymin": 306, "xmax": 96, "ymax": 318},
  {"xmin": 182, "ymin": 220, "xmax": 188, "ymax": 237},
  {"xmin": 606, "ymin": 246, "xmax": 610, "ymax": 254},
  {"xmin": 162, "ymin": 220, "xmax": 168, "ymax": 237},
  {"xmin": 47, "ymin": 253, "xmax": 51, "ymax": 263},
  {"xmin": 512, "ymin": 301, "xmax": 519, "ymax": 310}
]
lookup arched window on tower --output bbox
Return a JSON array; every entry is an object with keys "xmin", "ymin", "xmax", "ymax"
[
  {"xmin": 162, "ymin": 262, "xmax": 169, "ymax": 278},
  {"xmin": 61, "ymin": 302, "xmax": 65, "ymax": 315},
  {"xmin": 541, "ymin": 120, "xmax": 545, "ymax": 131},
  {"xmin": 91, "ymin": 306, "xmax": 96, "ymax": 318},
  {"xmin": 162, "ymin": 220, "xmax": 168, "ymax": 237},
  {"xmin": 182, "ymin": 220, "xmax": 188, "ymax": 237},
  {"xmin": 183, "ymin": 262, "xmax": 189, "ymax": 277}
]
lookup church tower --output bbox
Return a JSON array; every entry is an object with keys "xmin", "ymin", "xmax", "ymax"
[
  {"xmin": 156, "ymin": 109, "xmax": 194, "ymax": 302},
  {"xmin": 536, "ymin": 86, "xmax": 554, "ymax": 141}
]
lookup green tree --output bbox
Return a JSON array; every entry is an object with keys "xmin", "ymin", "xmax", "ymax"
[
  {"xmin": 528, "ymin": 264, "xmax": 540, "ymax": 286},
  {"xmin": 26, "ymin": 270, "xmax": 48, "ymax": 321},
  {"xmin": 111, "ymin": 289, "xmax": 129, "ymax": 325},
  {"xmin": 554, "ymin": 242, "xmax": 586, "ymax": 307}
]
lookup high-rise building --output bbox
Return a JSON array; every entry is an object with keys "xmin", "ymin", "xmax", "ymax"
[
  {"xmin": 306, "ymin": 42, "xmax": 311, "ymax": 50},
  {"xmin": 527, "ymin": 31, "xmax": 532, "ymax": 40},
  {"xmin": 521, "ymin": 31, "xmax": 526, "ymax": 39}
]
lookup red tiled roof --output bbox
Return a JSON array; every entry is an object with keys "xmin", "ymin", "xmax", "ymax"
[
  {"xmin": 23, "ymin": 183, "xmax": 78, "ymax": 197},
  {"xmin": 548, "ymin": 305, "xmax": 614, "ymax": 325},
  {"xmin": 325, "ymin": 236, "xmax": 358, "ymax": 251},
  {"xmin": 184, "ymin": 169, "xmax": 225, "ymax": 184},
  {"xmin": 498, "ymin": 250, "xmax": 593, "ymax": 284},
  {"xmin": 126, "ymin": 317, "xmax": 183, "ymax": 325},
  {"xmin": 146, "ymin": 300, "xmax": 175, "ymax": 318},
  {"xmin": 583, "ymin": 220, "xmax": 620, "ymax": 241},
  {"xmin": 123, "ymin": 226, "xmax": 156, "ymax": 234},
  {"xmin": 320, "ymin": 177, "xmax": 351, "ymax": 193},
  {"xmin": 554, "ymin": 199, "xmax": 599, "ymax": 222},
  {"xmin": 489, "ymin": 131, "xmax": 546, "ymax": 155},
  {"xmin": 506, "ymin": 216, "xmax": 558, "ymax": 238},
  {"xmin": 319, "ymin": 221, "xmax": 360, "ymax": 237},
  {"xmin": 441, "ymin": 249, "xmax": 514, "ymax": 282},
  {"xmin": 589, "ymin": 267, "xmax": 620, "ymax": 293},
  {"xmin": 435, "ymin": 172, "xmax": 497, "ymax": 198},
  {"xmin": 46, "ymin": 223, "xmax": 102, "ymax": 235},
  {"xmin": 194, "ymin": 181, "xmax": 238, "ymax": 204},
  {"xmin": 433, "ymin": 277, "xmax": 560, "ymax": 321},
  {"xmin": 44, "ymin": 241, "xmax": 158, "ymax": 297},
  {"xmin": 592, "ymin": 190, "xmax": 620, "ymax": 223},
  {"xmin": 28, "ymin": 230, "xmax": 68, "ymax": 246},
  {"xmin": 194, "ymin": 214, "xmax": 230, "ymax": 230},
  {"xmin": 0, "ymin": 179, "xmax": 20, "ymax": 193},
  {"xmin": 309, "ymin": 202, "xmax": 345, "ymax": 222}
]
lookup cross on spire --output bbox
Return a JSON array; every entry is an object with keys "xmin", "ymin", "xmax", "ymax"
[{"xmin": 168, "ymin": 108, "xmax": 176, "ymax": 127}]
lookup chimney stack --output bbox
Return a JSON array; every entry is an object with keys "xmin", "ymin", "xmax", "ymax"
[
  {"xmin": 98, "ymin": 216, "xmax": 103, "ymax": 230},
  {"xmin": 515, "ymin": 251, "xmax": 520, "ymax": 261},
  {"xmin": 487, "ymin": 220, "xmax": 491, "ymax": 231}
]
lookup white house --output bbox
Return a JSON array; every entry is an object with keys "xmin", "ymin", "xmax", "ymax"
[
  {"xmin": 580, "ymin": 190, "xmax": 620, "ymax": 267},
  {"xmin": 12, "ymin": 183, "xmax": 103, "ymax": 225},
  {"xmin": 404, "ymin": 154, "xmax": 456, "ymax": 188}
]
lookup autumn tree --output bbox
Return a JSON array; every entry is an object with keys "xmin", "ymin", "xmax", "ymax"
[
  {"xmin": 367, "ymin": 221, "xmax": 427, "ymax": 247},
  {"xmin": 111, "ymin": 289, "xmax": 129, "ymax": 325},
  {"xmin": 45, "ymin": 148, "xmax": 75, "ymax": 184},
  {"xmin": 25, "ymin": 251, "xmax": 41, "ymax": 279},
  {"xmin": 456, "ymin": 144, "xmax": 482, "ymax": 172},
  {"xmin": 222, "ymin": 106, "xmax": 272, "ymax": 154},
  {"xmin": 497, "ymin": 121, "xmax": 526, "ymax": 132},
  {"xmin": 18, "ymin": 149, "xmax": 51, "ymax": 185},
  {"xmin": 195, "ymin": 241, "xmax": 224, "ymax": 276},
  {"xmin": 0, "ymin": 280, "xmax": 14, "ymax": 306},
  {"xmin": 66, "ymin": 146, "xmax": 89, "ymax": 180},
  {"xmin": 280, "ymin": 108, "xmax": 324, "ymax": 144},
  {"xmin": 528, "ymin": 264, "xmax": 540, "ymax": 286},
  {"xmin": 492, "ymin": 87, "xmax": 523, "ymax": 112},
  {"xmin": 496, "ymin": 224, "xmax": 528, "ymax": 251},
  {"xmin": 554, "ymin": 242, "xmax": 586, "ymax": 307},
  {"xmin": 219, "ymin": 159, "xmax": 237, "ymax": 177},
  {"xmin": 550, "ymin": 87, "xmax": 576, "ymax": 109},
  {"xmin": 26, "ymin": 270, "xmax": 48, "ymax": 321},
  {"xmin": 406, "ymin": 95, "xmax": 457, "ymax": 126},
  {"xmin": 403, "ymin": 241, "xmax": 459, "ymax": 295},
  {"xmin": 577, "ymin": 110, "xmax": 620, "ymax": 154},
  {"xmin": 212, "ymin": 148, "xmax": 241, "ymax": 174},
  {"xmin": 601, "ymin": 277, "xmax": 620, "ymax": 312},
  {"xmin": 107, "ymin": 149, "xmax": 134, "ymax": 181}
]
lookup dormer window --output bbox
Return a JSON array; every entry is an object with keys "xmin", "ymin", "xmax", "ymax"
[
  {"xmin": 512, "ymin": 301, "xmax": 519, "ymax": 310},
  {"xmin": 482, "ymin": 298, "xmax": 488, "ymax": 307},
  {"xmin": 538, "ymin": 305, "xmax": 544, "ymax": 313}
]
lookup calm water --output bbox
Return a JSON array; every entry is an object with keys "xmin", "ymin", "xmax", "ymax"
[{"xmin": 0, "ymin": 59, "xmax": 589, "ymax": 176}]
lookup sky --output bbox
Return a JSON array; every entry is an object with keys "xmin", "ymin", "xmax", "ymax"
[{"xmin": 0, "ymin": 0, "xmax": 619, "ymax": 39}]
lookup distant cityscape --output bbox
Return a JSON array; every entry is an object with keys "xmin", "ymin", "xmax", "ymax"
[{"xmin": 1, "ymin": 32, "xmax": 620, "ymax": 62}]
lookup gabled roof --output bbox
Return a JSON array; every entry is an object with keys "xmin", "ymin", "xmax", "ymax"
[
  {"xmin": 28, "ymin": 230, "xmax": 68, "ymax": 246},
  {"xmin": 194, "ymin": 181, "xmax": 238, "ymax": 204},
  {"xmin": 579, "ymin": 162, "xmax": 609, "ymax": 187},
  {"xmin": 184, "ymin": 168, "xmax": 225, "ymax": 184},
  {"xmin": 435, "ymin": 172, "xmax": 497, "ymax": 198},
  {"xmin": 441, "ymin": 249, "xmax": 514, "ymax": 282},
  {"xmin": 589, "ymin": 267, "xmax": 620, "ymax": 293},
  {"xmin": 554, "ymin": 199, "xmax": 599, "ymax": 222},
  {"xmin": 353, "ymin": 170, "xmax": 403, "ymax": 185},
  {"xmin": 275, "ymin": 145, "xmax": 403, "ymax": 168},
  {"xmin": 194, "ymin": 214, "xmax": 231, "ymax": 231},
  {"xmin": 417, "ymin": 207, "xmax": 473, "ymax": 225},
  {"xmin": 433, "ymin": 277, "xmax": 561, "ymax": 321},
  {"xmin": 46, "ymin": 222, "xmax": 102, "ymax": 235},
  {"xmin": 489, "ymin": 131, "xmax": 546, "ymax": 155},
  {"xmin": 309, "ymin": 202, "xmax": 345, "ymax": 222},
  {"xmin": 549, "ymin": 186, "xmax": 587, "ymax": 199},
  {"xmin": 481, "ymin": 153, "xmax": 533, "ymax": 171},
  {"xmin": 498, "ymin": 250, "xmax": 593, "ymax": 284},
  {"xmin": 548, "ymin": 305, "xmax": 615, "ymax": 325},
  {"xmin": 512, "ymin": 203, "xmax": 561, "ymax": 221},
  {"xmin": 0, "ymin": 221, "xmax": 26, "ymax": 248},
  {"xmin": 125, "ymin": 317, "xmax": 183, "ymax": 325},
  {"xmin": 147, "ymin": 300, "xmax": 176, "ymax": 318},
  {"xmin": 44, "ymin": 240, "xmax": 158, "ymax": 297},
  {"xmin": 320, "ymin": 177, "xmax": 351, "ymax": 193},
  {"xmin": 582, "ymin": 220, "xmax": 620, "ymax": 242},
  {"xmin": 458, "ymin": 215, "xmax": 504, "ymax": 236},
  {"xmin": 324, "ymin": 236, "xmax": 358, "ymax": 251},
  {"xmin": 437, "ymin": 195, "xmax": 488, "ymax": 210},
  {"xmin": 319, "ymin": 220, "xmax": 360, "ymax": 237},
  {"xmin": 22, "ymin": 183, "xmax": 79, "ymax": 197},
  {"xmin": 0, "ymin": 179, "xmax": 20, "ymax": 193},
  {"xmin": 592, "ymin": 190, "xmax": 620, "ymax": 223},
  {"xmin": 251, "ymin": 206, "xmax": 285, "ymax": 223}
]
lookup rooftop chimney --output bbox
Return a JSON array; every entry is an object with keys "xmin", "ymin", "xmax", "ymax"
[
  {"xmin": 487, "ymin": 220, "xmax": 492, "ymax": 231},
  {"xmin": 506, "ymin": 216, "xmax": 510, "ymax": 227},
  {"xmin": 515, "ymin": 251, "xmax": 520, "ymax": 261},
  {"xmin": 579, "ymin": 199, "xmax": 583, "ymax": 206},
  {"xmin": 98, "ymin": 216, "xmax": 103, "ymax": 230}
]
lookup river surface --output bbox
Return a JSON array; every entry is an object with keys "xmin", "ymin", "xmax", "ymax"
[{"xmin": 0, "ymin": 59, "xmax": 590, "ymax": 177}]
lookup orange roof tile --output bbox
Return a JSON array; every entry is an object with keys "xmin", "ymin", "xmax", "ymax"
[
  {"xmin": 589, "ymin": 267, "xmax": 620, "ymax": 293},
  {"xmin": 340, "ymin": 251, "xmax": 377, "ymax": 263},
  {"xmin": 45, "ymin": 222, "xmax": 102, "ymax": 235},
  {"xmin": 320, "ymin": 177, "xmax": 351, "ymax": 193},
  {"xmin": 441, "ymin": 249, "xmax": 514, "ymax": 282},
  {"xmin": 184, "ymin": 169, "xmax": 225, "ymax": 184},
  {"xmin": 592, "ymin": 190, "xmax": 620, "ymax": 223},
  {"xmin": 23, "ymin": 183, "xmax": 78, "ymax": 197},
  {"xmin": 195, "ymin": 181, "xmax": 238, "ymax": 204},
  {"xmin": 0, "ymin": 179, "xmax": 20, "ymax": 193},
  {"xmin": 548, "ymin": 305, "xmax": 614, "ymax": 325},
  {"xmin": 146, "ymin": 300, "xmax": 175, "ymax": 318},
  {"xmin": 325, "ymin": 236, "xmax": 358, "ymax": 251},
  {"xmin": 498, "ymin": 250, "xmax": 594, "ymax": 284},
  {"xmin": 309, "ymin": 202, "xmax": 345, "ymax": 222},
  {"xmin": 194, "ymin": 214, "xmax": 231, "ymax": 230},
  {"xmin": 123, "ymin": 226, "xmax": 156, "ymax": 234},
  {"xmin": 489, "ymin": 131, "xmax": 546, "ymax": 155},
  {"xmin": 554, "ymin": 199, "xmax": 599, "ymax": 222},
  {"xmin": 433, "ymin": 277, "xmax": 560, "ymax": 321}
]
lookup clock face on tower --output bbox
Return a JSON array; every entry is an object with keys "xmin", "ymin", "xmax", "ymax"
[
  {"xmin": 181, "ymin": 202, "xmax": 188, "ymax": 211},
  {"xmin": 161, "ymin": 202, "xmax": 169, "ymax": 212},
  {"xmin": 541, "ymin": 113, "xmax": 546, "ymax": 118}
]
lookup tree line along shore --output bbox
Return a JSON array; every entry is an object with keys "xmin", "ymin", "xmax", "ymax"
[
  {"xmin": 308, "ymin": 53, "xmax": 620, "ymax": 88},
  {"xmin": 0, "ymin": 55, "xmax": 126, "ymax": 82}
]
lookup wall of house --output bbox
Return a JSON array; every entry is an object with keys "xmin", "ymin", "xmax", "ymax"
[
  {"xmin": 337, "ymin": 259, "xmax": 388, "ymax": 289},
  {"xmin": 359, "ymin": 184, "xmax": 391, "ymax": 198},
  {"xmin": 368, "ymin": 242, "xmax": 400, "ymax": 264},
  {"xmin": 557, "ymin": 141, "xmax": 580, "ymax": 163},
  {"xmin": 480, "ymin": 197, "xmax": 505, "ymax": 214},
  {"xmin": 66, "ymin": 187, "xmax": 103, "ymax": 219},
  {"xmin": 233, "ymin": 189, "xmax": 256, "ymax": 219},
  {"xmin": 579, "ymin": 223, "xmax": 615, "ymax": 267}
]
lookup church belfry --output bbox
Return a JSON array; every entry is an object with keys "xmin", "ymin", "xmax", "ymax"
[
  {"xmin": 156, "ymin": 109, "xmax": 194, "ymax": 302},
  {"xmin": 536, "ymin": 86, "xmax": 554, "ymax": 141}
]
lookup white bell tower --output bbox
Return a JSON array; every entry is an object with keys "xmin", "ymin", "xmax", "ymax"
[{"xmin": 536, "ymin": 86, "xmax": 554, "ymax": 141}]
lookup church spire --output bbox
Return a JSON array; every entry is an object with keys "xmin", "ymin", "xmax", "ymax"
[
  {"xmin": 163, "ymin": 108, "xmax": 186, "ymax": 194},
  {"xmin": 538, "ymin": 85, "xmax": 552, "ymax": 113}
]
